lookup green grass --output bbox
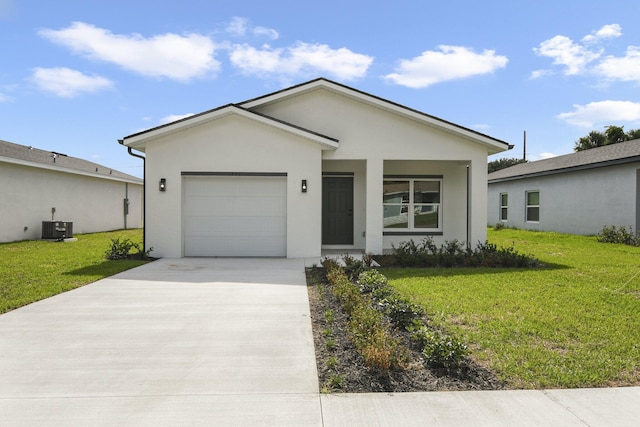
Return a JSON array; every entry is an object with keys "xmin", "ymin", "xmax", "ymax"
[
  {"xmin": 385, "ymin": 228, "xmax": 640, "ymax": 389},
  {"xmin": 0, "ymin": 229, "xmax": 148, "ymax": 314}
]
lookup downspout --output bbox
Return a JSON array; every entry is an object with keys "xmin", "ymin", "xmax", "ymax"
[
  {"xmin": 466, "ymin": 164, "xmax": 470, "ymax": 248},
  {"xmin": 118, "ymin": 139, "xmax": 146, "ymax": 251}
]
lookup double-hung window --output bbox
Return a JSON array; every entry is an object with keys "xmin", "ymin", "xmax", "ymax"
[
  {"xmin": 525, "ymin": 190, "xmax": 540, "ymax": 222},
  {"xmin": 383, "ymin": 178, "xmax": 441, "ymax": 231},
  {"xmin": 500, "ymin": 193, "xmax": 508, "ymax": 221}
]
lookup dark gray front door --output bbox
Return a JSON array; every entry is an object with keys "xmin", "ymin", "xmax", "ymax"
[{"xmin": 322, "ymin": 177, "xmax": 354, "ymax": 244}]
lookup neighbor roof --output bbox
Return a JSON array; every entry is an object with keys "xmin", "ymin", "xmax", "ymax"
[
  {"xmin": 0, "ymin": 139, "xmax": 142, "ymax": 183},
  {"xmin": 489, "ymin": 139, "xmax": 640, "ymax": 183}
]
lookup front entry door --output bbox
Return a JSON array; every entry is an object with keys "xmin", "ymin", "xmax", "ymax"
[{"xmin": 322, "ymin": 177, "xmax": 354, "ymax": 244}]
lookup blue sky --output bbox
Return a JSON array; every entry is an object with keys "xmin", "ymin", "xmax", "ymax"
[{"xmin": 2, "ymin": 0, "xmax": 640, "ymax": 178}]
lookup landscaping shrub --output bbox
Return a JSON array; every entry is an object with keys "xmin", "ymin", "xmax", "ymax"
[
  {"xmin": 324, "ymin": 263, "xmax": 409, "ymax": 371},
  {"xmin": 382, "ymin": 237, "xmax": 539, "ymax": 268},
  {"xmin": 105, "ymin": 238, "xmax": 153, "ymax": 260},
  {"xmin": 410, "ymin": 324, "xmax": 469, "ymax": 369},
  {"xmin": 378, "ymin": 295, "xmax": 424, "ymax": 329},
  {"xmin": 597, "ymin": 225, "xmax": 640, "ymax": 246}
]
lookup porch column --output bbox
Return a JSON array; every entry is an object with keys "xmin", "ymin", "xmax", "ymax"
[
  {"xmin": 365, "ymin": 158, "xmax": 384, "ymax": 254},
  {"xmin": 468, "ymin": 159, "xmax": 489, "ymax": 244}
]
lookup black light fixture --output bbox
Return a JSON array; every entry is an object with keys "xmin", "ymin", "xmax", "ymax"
[
  {"xmin": 159, "ymin": 178, "xmax": 166, "ymax": 192},
  {"xmin": 301, "ymin": 179, "xmax": 307, "ymax": 193}
]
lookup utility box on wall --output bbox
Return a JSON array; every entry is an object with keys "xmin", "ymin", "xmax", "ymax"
[{"xmin": 42, "ymin": 221, "xmax": 73, "ymax": 239}]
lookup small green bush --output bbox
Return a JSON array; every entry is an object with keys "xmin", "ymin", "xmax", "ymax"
[
  {"xmin": 105, "ymin": 238, "xmax": 153, "ymax": 260},
  {"xmin": 387, "ymin": 237, "xmax": 539, "ymax": 268},
  {"xmin": 411, "ymin": 326, "xmax": 468, "ymax": 369},
  {"xmin": 357, "ymin": 269, "xmax": 388, "ymax": 293},
  {"xmin": 378, "ymin": 295, "xmax": 424, "ymax": 329},
  {"xmin": 597, "ymin": 225, "xmax": 640, "ymax": 246}
]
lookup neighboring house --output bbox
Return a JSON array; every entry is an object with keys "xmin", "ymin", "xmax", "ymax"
[
  {"xmin": 120, "ymin": 78, "xmax": 510, "ymax": 258},
  {"xmin": 0, "ymin": 139, "xmax": 143, "ymax": 243},
  {"xmin": 488, "ymin": 139, "xmax": 640, "ymax": 235}
]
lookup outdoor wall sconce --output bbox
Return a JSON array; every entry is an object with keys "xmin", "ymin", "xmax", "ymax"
[
  {"xmin": 301, "ymin": 179, "xmax": 307, "ymax": 193},
  {"xmin": 159, "ymin": 178, "xmax": 166, "ymax": 192}
]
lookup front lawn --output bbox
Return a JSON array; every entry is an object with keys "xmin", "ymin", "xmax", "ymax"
[
  {"xmin": 385, "ymin": 228, "xmax": 640, "ymax": 389},
  {"xmin": 0, "ymin": 229, "xmax": 148, "ymax": 314}
]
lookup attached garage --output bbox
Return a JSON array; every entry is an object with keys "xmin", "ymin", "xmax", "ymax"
[{"xmin": 183, "ymin": 174, "xmax": 287, "ymax": 257}]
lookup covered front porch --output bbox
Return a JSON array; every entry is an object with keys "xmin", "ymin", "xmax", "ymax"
[{"xmin": 321, "ymin": 158, "xmax": 478, "ymax": 255}]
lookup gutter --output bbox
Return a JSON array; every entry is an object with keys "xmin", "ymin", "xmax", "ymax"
[{"xmin": 118, "ymin": 139, "xmax": 146, "ymax": 252}]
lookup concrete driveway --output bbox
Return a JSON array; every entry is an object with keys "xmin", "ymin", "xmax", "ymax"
[
  {"xmin": 0, "ymin": 258, "xmax": 321, "ymax": 426},
  {"xmin": 1, "ymin": 257, "xmax": 639, "ymax": 426}
]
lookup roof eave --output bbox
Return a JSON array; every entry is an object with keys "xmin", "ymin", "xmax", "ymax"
[
  {"xmin": 488, "ymin": 155, "xmax": 640, "ymax": 183},
  {"xmin": 121, "ymin": 104, "xmax": 339, "ymax": 151}
]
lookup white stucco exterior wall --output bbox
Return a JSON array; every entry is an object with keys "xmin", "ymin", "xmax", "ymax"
[
  {"xmin": 488, "ymin": 163, "xmax": 640, "ymax": 235},
  {"xmin": 0, "ymin": 161, "xmax": 143, "ymax": 242},
  {"xmin": 252, "ymin": 89, "xmax": 493, "ymax": 249},
  {"xmin": 144, "ymin": 114, "xmax": 325, "ymax": 258}
]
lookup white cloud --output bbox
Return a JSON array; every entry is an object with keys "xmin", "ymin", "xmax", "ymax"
[
  {"xmin": 537, "ymin": 152, "xmax": 559, "ymax": 160},
  {"xmin": 230, "ymin": 42, "xmax": 373, "ymax": 81},
  {"xmin": 226, "ymin": 17, "xmax": 278, "ymax": 40},
  {"xmin": 253, "ymin": 26, "xmax": 279, "ymax": 40},
  {"xmin": 534, "ymin": 35, "xmax": 602, "ymax": 75},
  {"xmin": 226, "ymin": 17, "xmax": 248, "ymax": 36},
  {"xmin": 582, "ymin": 24, "xmax": 622, "ymax": 43},
  {"xmin": 0, "ymin": 92, "xmax": 11, "ymax": 102},
  {"xmin": 534, "ymin": 24, "xmax": 628, "ymax": 77},
  {"xmin": 530, "ymin": 69, "xmax": 553, "ymax": 79},
  {"xmin": 383, "ymin": 45, "xmax": 508, "ymax": 88},
  {"xmin": 31, "ymin": 67, "xmax": 113, "ymax": 98},
  {"xmin": 595, "ymin": 46, "xmax": 640, "ymax": 83},
  {"xmin": 39, "ymin": 22, "xmax": 220, "ymax": 81},
  {"xmin": 557, "ymin": 100, "xmax": 640, "ymax": 128},
  {"xmin": 160, "ymin": 113, "xmax": 195, "ymax": 124}
]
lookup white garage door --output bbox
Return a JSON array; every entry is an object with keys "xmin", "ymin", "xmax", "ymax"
[{"xmin": 183, "ymin": 175, "xmax": 287, "ymax": 257}]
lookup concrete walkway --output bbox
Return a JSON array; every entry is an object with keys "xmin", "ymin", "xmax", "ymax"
[{"xmin": 0, "ymin": 258, "xmax": 638, "ymax": 426}]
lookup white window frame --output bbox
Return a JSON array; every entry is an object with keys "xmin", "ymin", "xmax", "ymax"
[
  {"xmin": 383, "ymin": 178, "xmax": 442, "ymax": 232},
  {"xmin": 525, "ymin": 190, "xmax": 540, "ymax": 223},
  {"xmin": 499, "ymin": 193, "xmax": 508, "ymax": 222}
]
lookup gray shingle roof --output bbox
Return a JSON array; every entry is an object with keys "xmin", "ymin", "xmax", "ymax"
[
  {"xmin": 488, "ymin": 139, "xmax": 640, "ymax": 183},
  {"xmin": 0, "ymin": 139, "xmax": 142, "ymax": 183}
]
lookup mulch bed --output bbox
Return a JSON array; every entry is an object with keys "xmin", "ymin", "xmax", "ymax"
[{"xmin": 306, "ymin": 268, "xmax": 505, "ymax": 393}]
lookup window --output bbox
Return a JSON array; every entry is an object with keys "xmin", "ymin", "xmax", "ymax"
[
  {"xmin": 383, "ymin": 179, "xmax": 441, "ymax": 231},
  {"xmin": 500, "ymin": 193, "xmax": 508, "ymax": 221},
  {"xmin": 525, "ymin": 191, "xmax": 540, "ymax": 222}
]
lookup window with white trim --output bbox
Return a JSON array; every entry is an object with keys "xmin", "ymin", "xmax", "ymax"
[
  {"xmin": 500, "ymin": 193, "xmax": 508, "ymax": 221},
  {"xmin": 525, "ymin": 190, "xmax": 540, "ymax": 222},
  {"xmin": 383, "ymin": 179, "xmax": 441, "ymax": 231}
]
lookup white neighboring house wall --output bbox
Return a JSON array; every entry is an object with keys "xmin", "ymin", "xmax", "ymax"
[
  {"xmin": 1, "ymin": 150, "xmax": 143, "ymax": 243},
  {"xmin": 488, "ymin": 162, "xmax": 640, "ymax": 235}
]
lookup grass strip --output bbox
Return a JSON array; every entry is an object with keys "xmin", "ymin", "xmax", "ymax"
[{"xmin": 0, "ymin": 229, "xmax": 148, "ymax": 314}]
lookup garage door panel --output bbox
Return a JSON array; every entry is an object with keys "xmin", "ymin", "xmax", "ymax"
[
  {"xmin": 184, "ymin": 216, "xmax": 286, "ymax": 237},
  {"xmin": 186, "ymin": 197, "xmax": 285, "ymax": 217},
  {"xmin": 185, "ymin": 236, "xmax": 286, "ymax": 257},
  {"xmin": 183, "ymin": 176, "xmax": 287, "ymax": 257}
]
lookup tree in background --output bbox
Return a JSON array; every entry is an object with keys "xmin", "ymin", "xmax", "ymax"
[
  {"xmin": 488, "ymin": 157, "xmax": 527, "ymax": 173},
  {"xmin": 574, "ymin": 125, "xmax": 640, "ymax": 151}
]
